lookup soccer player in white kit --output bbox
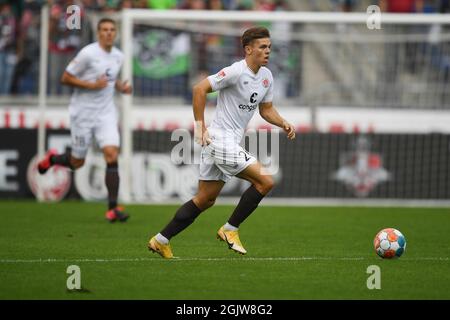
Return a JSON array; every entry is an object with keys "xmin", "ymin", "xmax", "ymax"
[
  {"xmin": 37, "ymin": 18, "xmax": 132, "ymax": 222},
  {"xmin": 148, "ymin": 27, "xmax": 296, "ymax": 258}
]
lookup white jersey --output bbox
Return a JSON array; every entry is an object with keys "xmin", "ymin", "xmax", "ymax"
[
  {"xmin": 66, "ymin": 42, "xmax": 124, "ymax": 117},
  {"xmin": 207, "ymin": 59, "xmax": 274, "ymax": 143}
]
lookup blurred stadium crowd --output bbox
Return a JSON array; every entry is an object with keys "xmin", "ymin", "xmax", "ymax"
[
  {"xmin": 0, "ymin": 0, "xmax": 290, "ymax": 96},
  {"xmin": 0, "ymin": 0, "xmax": 449, "ymax": 108}
]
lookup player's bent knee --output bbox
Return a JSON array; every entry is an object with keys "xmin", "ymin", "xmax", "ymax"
[
  {"xmin": 193, "ymin": 196, "xmax": 216, "ymax": 210},
  {"xmin": 104, "ymin": 154, "xmax": 118, "ymax": 164},
  {"xmin": 266, "ymin": 177, "xmax": 275, "ymax": 191},
  {"xmin": 257, "ymin": 177, "xmax": 274, "ymax": 195},
  {"xmin": 103, "ymin": 147, "xmax": 119, "ymax": 164}
]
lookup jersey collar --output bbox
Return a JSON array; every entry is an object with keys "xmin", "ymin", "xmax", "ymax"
[{"xmin": 243, "ymin": 59, "xmax": 260, "ymax": 77}]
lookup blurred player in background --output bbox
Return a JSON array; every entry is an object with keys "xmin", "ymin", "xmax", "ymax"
[
  {"xmin": 37, "ymin": 18, "xmax": 132, "ymax": 223},
  {"xmin": 148, "ymin": 26, "xmax": 296, "ymax": 258}
]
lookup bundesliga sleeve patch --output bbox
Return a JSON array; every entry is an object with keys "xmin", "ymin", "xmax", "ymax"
[
  {"xmin": 215, "ymin": 70, "xmax": 226, "ymax": 82},
  {"xmin": 262, "ymin": 78, "xmax": 270, "ymax": 88}
]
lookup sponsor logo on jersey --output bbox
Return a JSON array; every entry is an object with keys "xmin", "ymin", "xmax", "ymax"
[
  {"xmin": 105, "ymin": 68, "xmax": 113, "ymax": 81},
  {"xmin": 238, "ymin": 104, "xmax": 257, "ymax": 112},
  {"xmin": 215, "ymin": 70, "xmax": 226, "ymax": 81}
]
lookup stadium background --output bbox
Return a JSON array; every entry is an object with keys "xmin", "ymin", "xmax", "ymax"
[{"xmin": 1, "ymin": 0, "xmax": 450, "ymax": 204}]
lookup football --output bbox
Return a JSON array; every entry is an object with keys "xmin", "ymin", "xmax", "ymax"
[{"xmin": 374, "ymin": 228, "xmax": 406, "ymax": 259}]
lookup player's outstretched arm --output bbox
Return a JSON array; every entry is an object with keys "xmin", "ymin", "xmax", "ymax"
[
  {"xmin": 60, "ymin": 71, "xmax": 108, "ymax": 90},
  {"xmin": 193, "ymin": 78, "xmax": 213, "ymax": 146},
  {"xmin": 259, "ymin": 102, "xmax": 296, "ymax": 140}
]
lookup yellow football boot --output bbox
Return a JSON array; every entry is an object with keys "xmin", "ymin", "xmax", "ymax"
[
  {"xmin": 148, "ymin": 236, "xmax": 174, "ymax": 259},
  {"xmin": 216, "ymin": 226, "xmax": 247, "ymax": 255}
]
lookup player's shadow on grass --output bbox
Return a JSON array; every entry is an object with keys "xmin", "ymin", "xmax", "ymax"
[{"xmin": 66, "ymin": 287, "xmax": 92, "ymax": 294}]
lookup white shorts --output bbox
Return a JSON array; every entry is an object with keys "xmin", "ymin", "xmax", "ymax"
[
  {"xmin": 70, "ymin": 109, "xmax": 119, "ymax": 159},
  {"xmin": 199, "ymin": 143, "xmax": 257, "ymax": 183}
]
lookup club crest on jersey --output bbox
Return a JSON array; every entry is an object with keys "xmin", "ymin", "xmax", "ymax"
[
  {"xmin": 215, "ymin": 70, "xmax": 226, "ymax": 82},
  {"xmin": 262, "ymin": 78, "xmax": 270, "ymax": 88}
]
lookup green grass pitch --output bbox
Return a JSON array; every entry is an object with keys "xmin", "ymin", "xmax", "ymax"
[{"xmin": 0, "ymin": 200, "xmax": 449, "ymax": 300}]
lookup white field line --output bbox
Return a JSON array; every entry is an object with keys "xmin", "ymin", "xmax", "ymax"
[{"xmin": 0, "ymin": 257, "xmax": 448, "ymax": 263}]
